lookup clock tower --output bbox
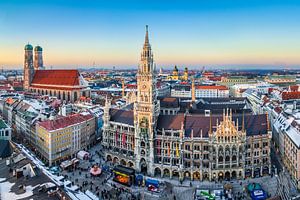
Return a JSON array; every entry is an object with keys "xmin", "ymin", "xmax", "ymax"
[{"xmin": 134, "ymin": 25, "xmax": 160, "ymax": 175}]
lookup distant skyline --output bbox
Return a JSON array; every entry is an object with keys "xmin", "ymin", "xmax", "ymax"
[{"xmin": 1, "ymin": 0, "xmax": 300, "ymax": 69}]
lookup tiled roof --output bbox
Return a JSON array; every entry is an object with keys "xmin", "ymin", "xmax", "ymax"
[
  {"xmin": 185, "ymin": 114, "xmax": 268, "ymax": 137},
  {"xmin": 289, "ymin": 85, "xmax": 299, "ymax": 92},
  {"xmin": 157, "ymin": 114, "xmax": 268, "ymax": 138},
  {"xmin": 110, "ymin": 109, "xmax": 134, "ymax": 126},
  {"xmin": 157, "ymin": 114, "xmax": 184, "ymax": 130},
  {"xmin": 282, "ymin": 91, "xmax": 300, "ymax": 100},
  {"xmin": 38, "ymin": 113, "xmax": 94, "ymax": 131},
  {"xmin": 31, "ymin": 70, "xmax": 80, "ymax": 86}
]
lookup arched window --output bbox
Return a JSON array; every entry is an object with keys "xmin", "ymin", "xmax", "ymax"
[
  {"xmin": 218, "ymin": 156, "xmax": 223, "ymax": 162},
  {"xmin": 225, "ymin": 156, "xmax": 230, "ymax": 162}
]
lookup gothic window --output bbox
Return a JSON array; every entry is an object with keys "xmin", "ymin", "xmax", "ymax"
[
  {"xmin": 218, "ymin": 156, "xmax": 223, "ymax": 162},
  {"xmin": 141, "ymin": 141, "xmax": 145, "ymax": 148},
  {"xmin": 225, "ymin": 156, "xmax": 230, "ymax": 162},
  {"xmin": 232, "ymin": 155, "xmax": 237, "ymax": 162}
]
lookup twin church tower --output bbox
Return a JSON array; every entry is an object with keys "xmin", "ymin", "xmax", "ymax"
[{"xmin": 23, "ymin": 44, "xmax": 44, "ymax": 90}]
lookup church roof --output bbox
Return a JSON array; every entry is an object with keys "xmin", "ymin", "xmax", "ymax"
[{"xmin": 31, "ymin": 70, "xmax": 80, "ymax": 87}]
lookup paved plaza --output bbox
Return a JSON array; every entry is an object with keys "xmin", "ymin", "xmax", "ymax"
[{"xmin": 49, "ymin": 143, "xmax": 293, "ymax": 200}]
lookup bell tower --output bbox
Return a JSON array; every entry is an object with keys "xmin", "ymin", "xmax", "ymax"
[
  {"xmin": 134, "ymin": 25, "xmax": 160, "ymax": 175},
  {"xmin": 23, "ymin": 44, "xmax": 34, "ymax": 91}
]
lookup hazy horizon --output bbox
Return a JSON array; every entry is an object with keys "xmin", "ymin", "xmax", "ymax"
[{"xmin": 1, "ymin": 0, "xmax": 300, "ymax": 69}]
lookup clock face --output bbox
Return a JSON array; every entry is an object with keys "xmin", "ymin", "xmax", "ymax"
[{"xmin": 142, "ymin": 84, "xmax": 147, "ymax": 89}]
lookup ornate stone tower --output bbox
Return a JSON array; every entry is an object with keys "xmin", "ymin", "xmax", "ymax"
[
  {"xmin": 23, "ymin": 44, "xmax": 34, "ymax": 91},
  {"xmin": 209, "ymin": 109, "xmax": 246, "ymax": 180},
  {"xmin": 34, "ymin": 45, "xmax": 43, "ymax": 70},
  {"xmin": 134, "ymin": 25, "xmax": 160, "ymax": 175}
]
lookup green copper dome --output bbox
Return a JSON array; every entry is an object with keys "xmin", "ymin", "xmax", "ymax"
[
  {"xmin": 34, "ymin": 45, "xmax": 43, "ymax": 51},
  {"xmin": 24, "ymin": 44, "xmax": 33, "ymax": 51}
]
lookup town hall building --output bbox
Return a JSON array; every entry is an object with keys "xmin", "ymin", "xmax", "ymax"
[{"xmin": 102, "ymin": 26, "xmax": 272, "ymax": 181}]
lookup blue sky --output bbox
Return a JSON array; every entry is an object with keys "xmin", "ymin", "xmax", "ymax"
[{"xmin": 0, "ymin": 0, "xmax": 300, "ymax": 69}]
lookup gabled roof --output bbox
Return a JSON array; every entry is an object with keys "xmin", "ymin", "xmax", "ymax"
[{"xmin": 31, "ymin": 70, "xmax": 80, "ymax": 86}]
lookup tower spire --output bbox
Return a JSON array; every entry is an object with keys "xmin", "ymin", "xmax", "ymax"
[{"xmin": 144, "ymin": 25, "xmax": 149, "ymax": 45}]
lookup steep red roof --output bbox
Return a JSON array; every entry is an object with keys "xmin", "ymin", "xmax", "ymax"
[
  {"xmin": 31, "ymin": 70, "xmax": 80, "ymax": 86},
  {"xmin": 289, "ymin": 85, "xmax": 299, "ymax": 92},
  {"xmin": 282, "ymin": 91, "xmax": 300, "ymax": 100},
  {"xmin": 38, "ymin": 113, "xmax": 94, "ymax": 131}
]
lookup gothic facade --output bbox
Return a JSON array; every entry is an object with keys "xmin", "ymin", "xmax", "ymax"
[{"xmin": 102, "ymin": 26, "xmax": 271, "ymax": 181}]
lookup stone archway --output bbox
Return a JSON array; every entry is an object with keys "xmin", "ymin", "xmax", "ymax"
[
  {"xmin": 154, "ymin": 168, "xmax": 162, "ymax": 177},
  {"xmin": 184, "ymin": 171, "xmax": 191, "ymax": 180},
  {"xmin": 106, "ymin": 155, "xmax": 112, "ymax": 161},
  {"xmin": 140, "ymin": 158, "xmax": 147, "ymax": 175},
  {"xmin": 245, "ymin": 169, "xmax": 252, "ymax": 178},
  {"xmin": 231, "ymin": 171, "xmax": 237, "ymax": 179},
  {"xmin": 218, "ymin": 172, "xmax": 224, "ymax": 180},
  {"xmin": 172, "ymin": 170, "xmax": 179, "ymax": 180},
  {"xmin": 120, "ymin": 159, "xmax": 126, "ymax": 166},
  {"xmin": 113, "ymin": 157, "xmax": 119, "ymax": 164},
  {"xmin": 127, "ymin": 161, "xmax": 134, "ymax": 168},
  {"xmin": 163, "ymin": 169, "xmax": 170, "ymax": 178},
  {"xmin": 263, "ymin": 166, "xmax": 269, "ymax": 175},
  {"xmin": 193, "ymin": 171, "xmax": 201, "ymax": 180},
  {"xmin": 203, "ymin": 172, "xmax": 209, "ymax": 181},
  {"xmin": 225, "ymin": 171, "xmax": 230, "ymax": 180}
]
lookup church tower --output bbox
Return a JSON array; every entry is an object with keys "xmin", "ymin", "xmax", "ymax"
[
  {"xmin": 134, "ymin": 25, "xmax": 160, "ymax": 175},
  {"xmin": 34, "ymin": 45, "xmax": 44, "ymax": 70},
  {"xmin": 23, "ymin": 44, "xmax": 34, "ymax": 91}
]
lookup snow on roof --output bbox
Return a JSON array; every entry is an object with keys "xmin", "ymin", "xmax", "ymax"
[
  {"xmin": 286, "ymin": 126, "xmax": 300, "ymax": 148},
  {"xmin": 16, "ymin": 143, "xmax": 97, "ymax": 200},
  {"xmin": 0, "ymin": 180, "xmax": 36, "ymax": 200}
]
